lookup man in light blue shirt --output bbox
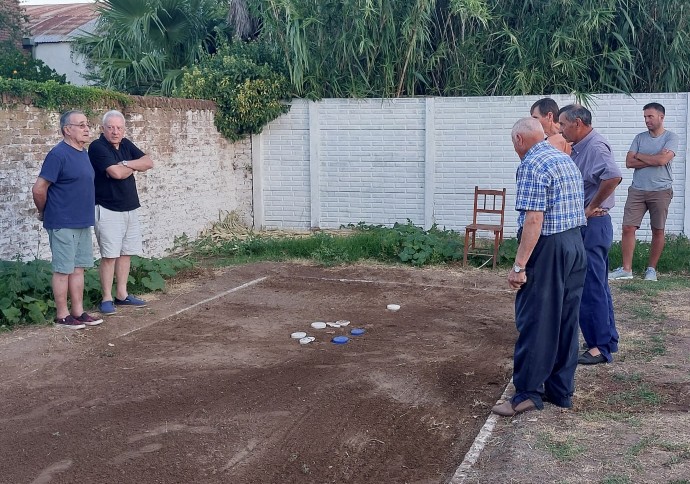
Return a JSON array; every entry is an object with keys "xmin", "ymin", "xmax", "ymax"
[{"xmin": 609, "ymin": 103, "xmax": 679, "ymax": 282}]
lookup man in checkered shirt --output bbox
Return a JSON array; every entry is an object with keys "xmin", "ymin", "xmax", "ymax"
[{"xmin": 492, "ymin": 117, "xmax": 587, "ymax": 417}]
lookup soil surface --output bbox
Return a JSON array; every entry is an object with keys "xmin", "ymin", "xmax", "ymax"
[{"xmin": 0, "ymin": 262, "xmax": 517, "ymax": 484}]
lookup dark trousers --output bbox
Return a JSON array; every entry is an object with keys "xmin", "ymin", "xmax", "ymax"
[
  {"xmin": 513, "ymin": 227, "xmax": 587, "ymax": 408},
  {"xmin": 579, "ymin": 215, "xmax": 618, "ymax": 362}
]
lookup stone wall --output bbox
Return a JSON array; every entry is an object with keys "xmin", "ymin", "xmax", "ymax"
[{"xmin": 0, "ymin": 97, "xmax": 253, "ymax": 261}]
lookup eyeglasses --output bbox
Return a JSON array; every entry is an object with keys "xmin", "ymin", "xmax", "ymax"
[{"xmin": 67, "ymin": 123, "xmax": 91, "ymax": 129}]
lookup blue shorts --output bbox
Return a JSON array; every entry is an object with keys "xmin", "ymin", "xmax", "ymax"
[{"xmin": 47, "ymin": 228, "xmax": 94, "ymax": 274}]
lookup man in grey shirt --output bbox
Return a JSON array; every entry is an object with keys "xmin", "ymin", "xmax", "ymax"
[{"xmin": 609, "ymin": 103, "xmax": 679, "ymax": 282}]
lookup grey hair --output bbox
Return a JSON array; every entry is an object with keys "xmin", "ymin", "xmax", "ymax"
[
  {"xmin": 59, "ymin": 110, "xmax": 85, "ymax": 135},
  {"xmin": 511, "ymin": 117, "xmax": 544, "ymax": 140},
  {"xmin": 102, "ymin": 109, "xmax": 126, "ymax": 126},
  {"xmin": 558, "ymin": 104, "xmax": 592, "ymax": 126}
]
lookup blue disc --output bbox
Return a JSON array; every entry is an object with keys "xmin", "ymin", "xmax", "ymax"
[
  {"xmin": 350, "ymin": 328, "xmax": 365, "ymax": 336},
  {"xmin": 332, "ymin": 336, "xmax": 349, "ymax": 344}
]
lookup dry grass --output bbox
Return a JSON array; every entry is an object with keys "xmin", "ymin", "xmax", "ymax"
[{"xmin": 460, "ymin": 282, "xmax": 690, "ymax": 484}]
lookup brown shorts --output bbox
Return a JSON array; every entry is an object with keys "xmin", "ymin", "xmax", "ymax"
[{"xmin": 622, "ymin": 186, "xmax": 673, "ymax": 230}]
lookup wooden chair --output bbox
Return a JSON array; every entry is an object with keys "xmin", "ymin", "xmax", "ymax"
[{"xmin": 463, "ymin": 186, "xmax": 506, "ymax": 269}]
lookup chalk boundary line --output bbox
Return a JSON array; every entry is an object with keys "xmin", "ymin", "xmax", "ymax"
[{"xmin": 118, "ymin": 276, "xmax": 268, "ymax": 338}]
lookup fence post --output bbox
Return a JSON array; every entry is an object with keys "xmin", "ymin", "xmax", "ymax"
[{"xmin": 424, "ymin": 98, "xmax": 436, "ymax": 230}]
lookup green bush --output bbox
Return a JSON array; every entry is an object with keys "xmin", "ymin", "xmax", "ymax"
[
  {"xmin": 0, "ymin": 50, "xmax": 66, "ymax": 83},
  {"xmin": 177, "ymin": 39, "xmax": 291, "ymax": 141},
  {"xmin": 0, "ymin": 256, "xmax": 193, "ymax": 329},
  {"xmin": 0, "ymin": 77, "xmax": 130, "ymax": 113}
]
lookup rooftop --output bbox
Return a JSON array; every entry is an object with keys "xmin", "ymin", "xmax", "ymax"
[{"xmin": 23, "ymin": 3, "xmax": 99, "ymax": 43}]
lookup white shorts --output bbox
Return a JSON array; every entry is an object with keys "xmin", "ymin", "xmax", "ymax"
[{"xmin": 94, "ymin": 205, "xmax": 142, "ymax": 258}]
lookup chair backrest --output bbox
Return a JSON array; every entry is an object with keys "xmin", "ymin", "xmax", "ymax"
[{"xmin": 472, "ymin": 186, "xmax": 506, "ymax": 228}]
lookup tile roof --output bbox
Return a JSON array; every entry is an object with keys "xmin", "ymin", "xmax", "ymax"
[{"xmin": 23, "ymin": 3, "xmax": 99, "ymax": 42}]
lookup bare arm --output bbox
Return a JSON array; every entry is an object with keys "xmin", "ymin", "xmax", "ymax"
[
  {"xmin": 508, "ymin": 211, "xmax": 543, "ymax": 290},
  {"xmin": 585, "ymin": 177, "xmax": 621, "ymax": 218},
  {"xmin": 32, "ymin": 177, "xmax": 51, "ymax": 219},
  {"xmin": 105, "ymin": 154, "xmax": 154, "ymax": 179},
  {"xmin": 628, "ymin": 149, "xmax": 675, "ymax": 168}
]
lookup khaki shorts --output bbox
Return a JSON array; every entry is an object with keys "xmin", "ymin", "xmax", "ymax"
[
  {"xmin": 48, "ymin": 228, "xmax": 94, "ymax": 274},
  {"xmin": 94, "ymin": 205, "xmax": 143, "ymax": 258},
  {"xmin": 622, "ymin": 187, "xmax": 672, "ymax": 230}
]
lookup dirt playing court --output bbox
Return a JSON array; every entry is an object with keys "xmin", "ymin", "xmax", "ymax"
[{"xmin": 0, "ymin": 262, "xmax": 517, "ymax": 484}]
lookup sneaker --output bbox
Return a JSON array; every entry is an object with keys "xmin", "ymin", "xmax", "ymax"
[
  {"xmin": 608, "ymin": 267, "xmax": 633, "ymax": 280},
  {"xmin": 54, "ymin": 315, "xmax": 86, "ymax": 330},
  {"xmin": 644, "ymin": 267, "xmax": 658, "ymax": 281},
  {"xmin": 114, "ymin": 295, "xmax": 147, "ymax": 307},
  {"xmin": 76, "ymin": 312, "xmax": 103, "ymax": 326},
  {"xmin": 99, "ymin": 300, "xmax": 117, "ymax": 314}
]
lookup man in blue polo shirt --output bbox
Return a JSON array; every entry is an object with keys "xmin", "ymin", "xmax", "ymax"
[
  {"xmin": 32, "ymin": 110, "xmax": 103, "ymax": 329},
  {"xmin": 492, "ymin": 117, "xmax": 587, "ymax": 417}
]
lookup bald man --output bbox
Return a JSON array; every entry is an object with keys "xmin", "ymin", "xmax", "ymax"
[{"xmin": 492, "ymin": 118, "xmax": 587, "ymax": 417}]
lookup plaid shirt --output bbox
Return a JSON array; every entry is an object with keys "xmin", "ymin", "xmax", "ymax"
[{"xmin": 516, "ymin": 141, "xmax": 586, "ymax": 235}]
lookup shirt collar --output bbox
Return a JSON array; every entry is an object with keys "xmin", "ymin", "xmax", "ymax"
[
  {"xmin": 571, "ymin": 128, "xmax": 596, "ymax": 155},
  {"xmin": 522, "ymin": 140, "xmax": 550, "ymax": 162}
]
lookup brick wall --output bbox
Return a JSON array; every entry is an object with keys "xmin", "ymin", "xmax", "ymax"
[
  {"xmin": 0, "ymin": 98, "xmax": 252, "ymax": 261},
  {"xmin": 256, "ymin": 94, "xmax": 689, "ymax": 240}
]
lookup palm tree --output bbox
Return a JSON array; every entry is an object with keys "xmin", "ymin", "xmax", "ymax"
[{"xmin": 76, "ymin": 0, "xmax": 229, "ymax": 95}]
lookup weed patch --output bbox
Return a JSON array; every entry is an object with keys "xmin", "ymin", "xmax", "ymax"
[{"xmin": 535, "ymin": 432, "xmax": 585, "ymax": 460}]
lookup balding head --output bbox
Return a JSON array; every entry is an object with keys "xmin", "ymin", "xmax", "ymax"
[{"xmin": 511, "ymin": 117, "xmax": 545, "ymax": 159}]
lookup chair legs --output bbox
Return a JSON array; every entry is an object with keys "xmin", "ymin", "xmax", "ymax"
[{"xmin": 464, "ymin": 228, "xmax": 502, "ymax": 269}]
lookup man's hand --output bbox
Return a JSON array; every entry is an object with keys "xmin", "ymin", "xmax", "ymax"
[
  {"xmin": 585, "ymin": 206, "xmax": 608, "ymax": 218},
  {"xmin": 507, "ymin": 270, "xmax": 527, "ymax": 290}
]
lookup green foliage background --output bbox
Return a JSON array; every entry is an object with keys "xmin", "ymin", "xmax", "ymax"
[{"xmin": 177, "ymin": 40, "xmax": 290, "ymax": 140}]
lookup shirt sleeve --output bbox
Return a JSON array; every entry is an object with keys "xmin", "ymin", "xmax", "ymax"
[
  {"xmin": 664, "ymin": 132, "xmax": 679, "ymax": 155},
  {"xmin": 122, "ymin": 138, "xmax": 145, "ymax": 160},
  {"xmin": 629, "ymin": 133, "xmax": 641, "ymax": 153},
  {"xmin": 38, "ymin": 149, "xmax": 64, "ymax": 183},
  {"xmin": 515, "ymin": 162, "xmax": 549, "ymax": 212},
  {"xmin": 88, "ymin": 138, "xmax": 119, "ymax": 175},
  {"xmin": 593, "ymin": 142, "xmax": 622, "ymax": 181}
]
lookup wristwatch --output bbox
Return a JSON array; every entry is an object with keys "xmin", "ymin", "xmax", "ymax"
[
  {"xmin": 122, "ymin": 160, "xmax": 129, "ymax": 167},
  {"xmin": 513, "ymin": 264, "xmax": 525, "ymax": 273}
]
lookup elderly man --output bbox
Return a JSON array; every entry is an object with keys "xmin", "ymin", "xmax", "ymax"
[
  {"xmin": 609, "ymin": 102, "xmax": 679, "ymax": 282},
  {"xmin": 492, "ymin": 118, "xmax": 586, "ymax": 417},
  {"xmin": 32, "ymin": 110, "xmax": 103, "ymax": 329},
  {"xmin": 89, "ymin": 110, "xmax": 154, "ymax": 315},
  {"xmin": 530, "ymin": 97, "xmax": 571, "ymax": 155},
  {"xmin": 559, "ymin": 105, "xmax": 622, "ymax": 365}
]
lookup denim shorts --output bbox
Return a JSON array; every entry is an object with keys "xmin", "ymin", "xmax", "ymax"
[{"xmin": 47, "ymin": 228, "xmax": 94, "ymax": 274}]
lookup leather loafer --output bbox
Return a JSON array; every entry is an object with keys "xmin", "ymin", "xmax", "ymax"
[
  {"xmin": 578, "ymin": 350, "xmax": 607, "ymax": 365},
  {"xmin": 491, "ymin": 398, "xmax": 536, "ymax": 417}
]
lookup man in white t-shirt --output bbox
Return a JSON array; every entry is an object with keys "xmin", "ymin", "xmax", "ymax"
[{"xmin": 609, "ymin": 103, "xmax": 679, "ymax": 281}]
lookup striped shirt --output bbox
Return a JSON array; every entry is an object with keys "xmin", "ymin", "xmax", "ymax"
[{"xmin": 516, "ymin": 141, "xmax": 586, "ymax": 235}]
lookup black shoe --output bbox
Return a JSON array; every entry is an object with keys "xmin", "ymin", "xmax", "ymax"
[
  {"xmin": 578, "ymin": 350, "xmax": 607, "ymax": 365},
  {"xmin": 581, "ymin": 341, "xmax": 589, "ymax": 351}
]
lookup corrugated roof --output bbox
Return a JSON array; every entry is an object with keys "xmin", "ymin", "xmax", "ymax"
[{"xmin": 23, "ymin": 4, "xmax": 99, "ymax": 42}]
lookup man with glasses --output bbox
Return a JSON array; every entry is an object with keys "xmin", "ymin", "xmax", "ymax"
[
  {"xmin": 32, "ymin": 110, "xmax": 103, "ymax": 329},
  {"xmin": 89, "ymin": 110, "xmax": 154, "ymax": 315}
]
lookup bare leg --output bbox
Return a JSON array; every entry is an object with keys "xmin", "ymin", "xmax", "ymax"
[
  {"xmin": 52, "ymin": 272, "xmax": 70, "ymax": 319},
  {"xmin": 648, "ymin": 228, "xmax": 666, "ymax": 269},
  {"xmin": 115, "ymin": 255, "xmax": 131, "ymax": 300},
  {"xmin": 68, "ymin": 267, "xmax": 85, "ymax": 316},
  {"xmin": 99, "ymin": 257, "xmax": 116, "ymax": 302},
  {"xmin": 620, "ymin": 225, "xmax": 637, "ymax": 272}
]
